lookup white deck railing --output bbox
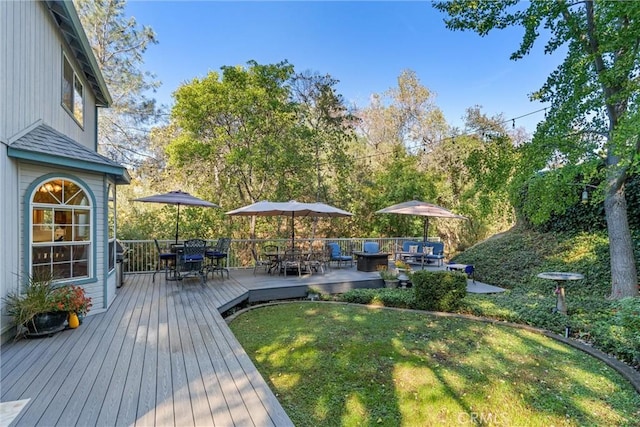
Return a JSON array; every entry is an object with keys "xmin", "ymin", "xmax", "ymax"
[{"xmin": 120, "ymin": 237, "xmax": 424, "ymax": 273}]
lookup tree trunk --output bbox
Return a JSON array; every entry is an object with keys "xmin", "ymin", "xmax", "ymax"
[{"xmin": 604, "ymin": 186, "xmax": 639, "ymax": 299}]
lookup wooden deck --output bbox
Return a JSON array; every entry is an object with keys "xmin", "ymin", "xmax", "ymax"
[
  {"xmin": 1, "ymin": 272, "xmax": 293, "ymax": 427},
  {"xmin": 1, "ymin": 263, "xmax": 504, "ymax": 426}
]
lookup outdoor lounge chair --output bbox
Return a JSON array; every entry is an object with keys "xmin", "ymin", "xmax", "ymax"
[
  {"xmin": 363, "ymin": 241, "xmax": 380, "ymax": 253},
  {"xmin": 326, "ymin": 242, "xmax": 353, "ymax": 268}
]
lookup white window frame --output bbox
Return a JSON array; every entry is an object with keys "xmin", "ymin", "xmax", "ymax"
[{"xmin": 31, "ymin": 178, "xmax": 92, "ymax": 282}]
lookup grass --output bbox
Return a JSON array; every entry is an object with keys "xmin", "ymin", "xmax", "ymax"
[{"xmin": 230, "ymin": 302, "xmax": 640, "ymax": 427}]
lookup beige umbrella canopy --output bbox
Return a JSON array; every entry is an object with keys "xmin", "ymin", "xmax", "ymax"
[
  {"xmin": 226, "ymin": 200, "xmax": 353, "ymax": 246},
  {"xmin": 133, "ymin": 190, "xmax": 219, "ymax": 243},
  {"xmin": 375, "ymin": 200, "xmax": 467, "ymax": 242}
]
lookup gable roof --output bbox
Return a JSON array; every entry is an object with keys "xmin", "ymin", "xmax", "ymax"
[
  {"xmin": 45, "ymin": 1, "xmax": 111, "ymax": 106},
  {"xmin": 8, "ymin": 123, "xmax": 130, "ymax": 184}
]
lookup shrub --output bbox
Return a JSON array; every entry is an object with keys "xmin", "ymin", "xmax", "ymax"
[
  {"xmin": 592, "ymin": 297, "xmax": 640, "ymax": 366},
  {"xmin": 339, "ymin": 288, "xmax": 415, "ymax": 309},
  {"xmin": 412, "ymin": 270, "xmax": 466, "ymax": 312}
]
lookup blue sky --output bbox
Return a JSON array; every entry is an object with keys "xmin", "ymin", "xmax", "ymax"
[{"xmin": 126, "ymin": 1, "xmax": 560, "ymax": 134}]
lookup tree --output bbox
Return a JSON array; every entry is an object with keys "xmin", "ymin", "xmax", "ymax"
[
  {"xmin": 74, "ymin": 0, "xmax": 163, "ymax": 165},
  {"xmin": 168, "ymin": 61, "xmax": 359, "ymax": 240},
  {"xmin": 434, "ymin": 0, "xmax": 639, "ymax": 298}
]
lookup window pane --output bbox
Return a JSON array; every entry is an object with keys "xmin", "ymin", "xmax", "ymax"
[
  {"xmin": 64, "ymin": 181, "xmax": 88, "ymax": 205},
  {"xmin": 34, "ymin": 181, "xmax": 63, "ymax": 204},
  {"xmin": 109, "ymin": 240, "xmax": 115, "ymax": 270},
  {"xmin": 73, "ymin": 75, "xmax": 84, "ymax": 123},
  {"xmin": 74, "ymin": 225, "xmax": 90, "ymax": 241},
  {"xmin": 62, "ymin": 57, "xmax": 73, "ymax": 111}
]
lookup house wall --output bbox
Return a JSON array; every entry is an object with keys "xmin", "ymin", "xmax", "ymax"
[
  {"xmin": 0, "ymin": 1, "xmax": 97, "ymax": 146},
  {"xmin": 0, "ymin": 1, "xmax": 116, "ymax": 341}
]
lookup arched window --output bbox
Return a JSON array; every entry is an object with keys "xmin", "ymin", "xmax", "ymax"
[{"xmin": 31, "ymin": 178, "xmax": 92, "ymax": 281}]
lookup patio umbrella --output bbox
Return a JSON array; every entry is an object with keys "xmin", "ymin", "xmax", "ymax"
[
  {"xmin": 225, "ymin": 200, "xmax": 353, "ymax": 247},
  {"xmin": 133, "ymin": 190, "xmax": 219, "ymax": 243},
  {"xmin": 375, "ymin": 200, "xmax": 467, "ymax": 242}
]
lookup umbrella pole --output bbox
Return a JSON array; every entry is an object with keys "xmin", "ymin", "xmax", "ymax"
[
  {"xmin": 175, "ymin": 204, "xmax": 180, "ymax": 244},
  {"xmin": 291, "ymin": 213, "xmax": 295, "ymax": 248},
  {"xmin": 423, "ymin": 217, "xmax": 429, "ymax": 242}
]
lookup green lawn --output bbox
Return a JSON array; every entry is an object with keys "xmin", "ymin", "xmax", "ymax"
[{"xmin": 230, "ymin": 302, "xmax": 640, "ymax": 427}]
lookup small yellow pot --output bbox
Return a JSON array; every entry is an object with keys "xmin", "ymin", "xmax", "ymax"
[{"xmin": 68, "ymin": 312, "xmax": 80, "ymax": 329}]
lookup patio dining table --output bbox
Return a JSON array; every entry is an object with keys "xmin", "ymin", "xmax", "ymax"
[{"xmin": 265, "ymin": 251, "xmax": 318, "ymax": 275}]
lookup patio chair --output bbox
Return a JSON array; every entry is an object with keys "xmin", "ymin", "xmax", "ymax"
[
  {"xmin": 326, "ymin": 242, "xmax": 353, "ymax": 269},
  {"xmin": 251, "ymin": 247, "xmax": 271, "ymax": 275},
  {"xmin": 281, "ymin": 248, "xmax": 303, "ymax": 277},
  {"xmin": 205, "ymin": 237, "xmax": 231, "ymax": 279},
  {"xmin": 153, "ymin": 239, "xmax": 175, "ymax": 283},
  {"xmin": 306, "ymin": 250, "xmax": 326, "ymax": 275},
  {"xmin": 178, "ymin": 238, "xmax": 207, "ymax": 284},
  {"xmin": 363, "ymin": 241, "xmax": 380, "ymax": 253}
]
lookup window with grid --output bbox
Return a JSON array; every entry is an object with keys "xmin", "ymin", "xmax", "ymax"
[{"xmin": 31, "ymin": 179, "xmax": 92, "ymax": 281}]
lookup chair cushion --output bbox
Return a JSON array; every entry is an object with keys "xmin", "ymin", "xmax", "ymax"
[
  {"xmin": 402, "ymin": 241, "xmax": 422, "ymax": 252},
  {"xmin": 328, "ymin": 243, "xmax": 341, "ymax": 257},
  {"xmin": 363, "ymin": 242, "xmax": 379, "ymax": 253},
  {"xmin": 159, "ymin": 253, "xmax": 174, "ymax": 260},
  {"xmin": 423, "ymin": 246, "xmax": 433, "ymax": 255},
  {"xmin": 182, "ymin": 254, "xmax": 204, "ymax": 262},
  {"xmin": 409, "ymin": 245, "xmax": 418, "ymax": 253}
]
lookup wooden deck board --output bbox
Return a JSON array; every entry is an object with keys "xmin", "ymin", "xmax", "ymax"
[{"xmin": 1, "ymin": 267, "xmax": 407, "ymax": 427}]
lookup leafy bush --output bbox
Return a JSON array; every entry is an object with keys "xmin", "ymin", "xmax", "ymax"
[
  {"xmin": 592, "ymin": 297, "xmax": 640, "ymax": 366},
  {"xmin": 339, "ymin": 288, "xmax": 415, "ymax": 308},
  {"xmin": 412, "ymin": 270, "xmax": 466, "ymax": 312}
]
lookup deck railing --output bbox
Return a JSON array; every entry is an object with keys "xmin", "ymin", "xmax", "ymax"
[{"xmin": 120, "ymin": 237, "xmax": 429, "ymax": 273}]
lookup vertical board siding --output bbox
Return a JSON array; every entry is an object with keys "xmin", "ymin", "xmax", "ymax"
[{"xmin": 1, "ymin": 1, "xmax": 96, "ymax": 146}]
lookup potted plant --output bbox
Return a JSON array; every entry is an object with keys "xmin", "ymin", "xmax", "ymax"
[
  {"xmin": 379, "ymin": 268, "xmax": 399, "ymax": 288},
  {"xmin": 51, "ymin": 284, "xmax": 92, "ymax": 327},
  {"xmin": 3, "ymin": 275, "xmax": 68, "ymax": 337}
]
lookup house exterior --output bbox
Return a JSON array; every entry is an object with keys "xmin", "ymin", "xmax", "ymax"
[{"xmin": 0, "ymin": 1, "xmax": 130, "ymax": 342}]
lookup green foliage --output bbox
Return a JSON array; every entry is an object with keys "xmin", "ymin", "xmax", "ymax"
[
  {"xmin": 339, "ymin": 288, "xmax": 415, "ymax": 309},
  {"xmin": 3, "ymin": 275, "xmax": 63, "ymax": 329},
  {"xmin": 453, "ymin": 227, "xmax": 640, "ymax": 365},
  {"xmin": 592, "ymin": 297, "xmax": 640, "ymax": 366},
  {"xmin": 412, "ymin": 270, "xmax": 467, "ymax": 311},
  {"xmin": 434, "ymin": 0, "xmax": 640, "ymax": 298}
]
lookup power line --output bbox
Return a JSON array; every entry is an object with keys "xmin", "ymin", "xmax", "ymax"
[{"xmin": 342, "ymin": 106, "xmax": 548, "ymax": 166}]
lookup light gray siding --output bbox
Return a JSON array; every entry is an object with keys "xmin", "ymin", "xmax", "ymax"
[{"xmin": 0, "ymin": 1, "xmax": 96, "ymax": 146}]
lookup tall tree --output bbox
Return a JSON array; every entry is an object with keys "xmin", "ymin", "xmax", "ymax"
[
  {"xmin": 74, "ymin": 0, "xmax": 162, "ymax": 165},
  {"xmin": 289, "ymin": 71, "xmax": 358, "ymax": 202},
  {"xmin": 434, "ymin": 0, "xmax": 639, "ymax": 298},
  {"xmin": 168, "ymin": 61, "xmax": 320, "ymax": 239}
]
